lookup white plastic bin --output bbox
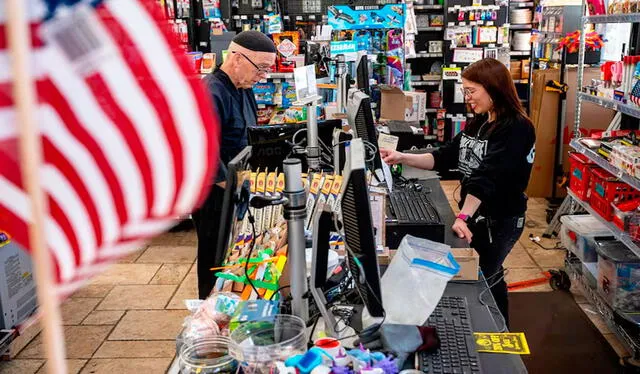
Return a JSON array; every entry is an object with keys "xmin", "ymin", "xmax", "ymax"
[
  {"xmin": 595, "ymin": 239, "xmax": 640, "ymax": 312},
  {"xmin": 560, "ymin": 215, "xmax": 612, "ymax": 263}
]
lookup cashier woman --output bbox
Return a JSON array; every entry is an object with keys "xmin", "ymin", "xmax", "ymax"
[
  {"xmin": 380, "ymin": 58, "xmax": 536, "ymax": 326},
  {"xmin": 193, "ymin": 31, "xmax": 277, "ymax": 299}
]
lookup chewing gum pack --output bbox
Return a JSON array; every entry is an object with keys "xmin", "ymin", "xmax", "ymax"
[
  {"xmin": 262, "ymin": 171, "xmax": 277, "ymax": 233},
  {"xmin": 305, "ymin": 173, "xmax": 324, "ymax": 229},
  {"xmin": 272, "ymin": 173, "xmax": 285, "ymax": 228},
  {"xmin": 255, "ymin": 170, "xmax": 267, "ymax": 236}
]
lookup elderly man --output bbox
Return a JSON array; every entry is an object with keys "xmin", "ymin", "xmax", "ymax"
[{"xmin": 193, "ymin": 31, "xmax": 277, "ymax": 299}]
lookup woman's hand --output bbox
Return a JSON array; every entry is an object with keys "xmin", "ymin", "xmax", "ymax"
[
  {"xmin": 380, "ymin": 148, "xmax": 404, "ymax": 165},
  {"xmin": 452, "ymin": 218, "xmax": 473, "ymax": 243}
]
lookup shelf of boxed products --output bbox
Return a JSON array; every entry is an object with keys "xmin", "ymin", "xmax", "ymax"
[
  {"xmin": 509, "ymin": 1, "xmax": 534, "ymax": 7},
  {"xmin": 578, "ymin": 92, "xmax": 640, "ymax": 120},
  {"xmin": 265, "ymin": 72, "xmax": 294, "ymax": 79},
  {"xmin": 570, "ymin": 138, "xmax": 640, "ymax": 192},
  {"xmin": 410, "ymin": 80, "xmax": 441, "ymax": 87},
  {"xmin": 417, "ymin": 26, "xmax": 444, "ymax": 31},
  {"xmin": 564, "ymin": 256, "xmax": 640, "ymax": 359},
  {"xmin": 414, "ymin": 4, "xmax": 444, "ymax": 10},
  {"xmin": 408, "ymin": 52, "xmax": 445, "ymax": 58},
  {"xmin": 509, "ymin": 23, "xmax": 532, "ymax": 29},
  {"xmin": 566, "ymin": 189, "xmax": 640, "ymax": 259},
  {"xmin": 583, "ymin": 13, "xmax": 640, "ymax": 24}
]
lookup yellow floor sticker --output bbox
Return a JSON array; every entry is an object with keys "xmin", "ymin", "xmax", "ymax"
[{"xmin": 473, "ymin": 332, "xmax": 530, "ymax": 355}]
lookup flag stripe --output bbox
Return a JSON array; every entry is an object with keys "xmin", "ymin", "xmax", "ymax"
[
  {"xmin": 43, "ymin": 165, "xmax": 97, "ymax": 266},
  {"xmin": 44, "ymin": 48, "xmax": 146, "ymax": 222},
  {"xmin": 96, "ymin": 5, "xmax": 182, "ymax": 216},
  {"xmin": 45, "ymin": 216, "xmax": 76, "ymax": 282},
  {"xmin": 0, "ymin": 23, "xmax": 44, "ymax": 50},
  {"xmin": 84, "ymin": 74, "xmax": 154, "ymax": 218},
  {"xmin": 46, "ymin": 195, "xmax": 81, "ymax": 268},
  {"xmin": 107, "ymin": 0, "xmax": 209, "ymax": 214},
  {"xmin": 42, "ymin": 138, "xmax": 103, "ymax": 248},
  {"xmin": 41, "ymin": 104, "xmax": 120, "ymax": 245},
  {"xmin": 37, "ymin": 78, "xmax": 128, "ymax": 226}
]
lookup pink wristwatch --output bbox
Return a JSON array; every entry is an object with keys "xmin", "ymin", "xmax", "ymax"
[{"xmin": 456, "ymin": 213, "xmax": 471, "ymax": 222}]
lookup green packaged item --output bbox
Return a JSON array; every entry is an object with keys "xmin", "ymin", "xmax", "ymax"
[{"xmin": 229, "ymin": 300, "xmax": 279, "ymax": 332}]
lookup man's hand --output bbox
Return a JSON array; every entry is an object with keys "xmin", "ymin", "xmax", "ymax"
[{"xmin": 452, "ymin": 218, "xmax": 473, "ymax": 243}]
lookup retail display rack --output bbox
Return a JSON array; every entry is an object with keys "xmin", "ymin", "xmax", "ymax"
[{"xmin": 558, "ymin": 4, "xmax": 640, "ymax": 364}]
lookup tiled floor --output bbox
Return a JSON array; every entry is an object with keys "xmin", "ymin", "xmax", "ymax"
[{"xmin": 0, "ymin": 181, "xmax": 628, "ymax": 373}]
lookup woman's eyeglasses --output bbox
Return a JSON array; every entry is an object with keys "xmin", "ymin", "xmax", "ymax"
[
  {"xmin": 234, "ymin": 51, "xmax": 271, "ymax": 74},
  {"xmin": 460, "ymin": 87, "xmax": 477, "ymax": 98}
]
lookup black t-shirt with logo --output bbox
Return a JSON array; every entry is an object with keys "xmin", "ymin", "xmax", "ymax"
[{"xmin": 432, "ymin": 114, "xmax": 536, "ymax": 218}]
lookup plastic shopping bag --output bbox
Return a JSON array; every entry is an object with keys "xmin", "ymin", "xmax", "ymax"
[{"xmin": 380, "ymin": 235, "xmax": 459, "ymax": 325}]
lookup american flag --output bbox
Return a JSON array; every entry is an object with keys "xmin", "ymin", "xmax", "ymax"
[{"xmin": 0, "ymin": 0, "xmax": 219, "ymax": 298}]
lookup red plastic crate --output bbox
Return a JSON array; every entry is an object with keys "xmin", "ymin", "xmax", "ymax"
[
  {"xmin": 568, "ymin": 152, "xmax": 597, "ymax": 200},
  {"xmin": 589, "ymin": 168, "xmax": 640, "ymax": 220}
]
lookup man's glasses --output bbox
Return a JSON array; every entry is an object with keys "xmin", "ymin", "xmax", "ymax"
[{"xmin": 234, "ymin": 51, "xmax": 271, "ymax": 74}]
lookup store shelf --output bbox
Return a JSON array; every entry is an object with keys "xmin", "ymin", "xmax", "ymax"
[
  {"xmin": 583, "ymin": 13, "xmax": 640, "ymax": 24},
  {"xmin": 565, "ymin": 257, "xmax": 640, "ymax": 359},
  {"xmin": 510, "ymin": 50, "xmax": 531, "ymax": 56},
  {"xmin": 417, "ymin": 26, "xmax": 444, "ymax": 31},
  {"xmin": 408, "ymin": 52, "xmax": 444, "ymax": 58},
  {"xmin": 578, "ymin": 92, "xmax": 640, "ymax": 120},
  {"xmin": 265, "ymin": 72, "xmax": 294, "ymax": 79},
  {"xmin": 566, "ymin": 189, "xmax": 640, "ymax": 259},
  {"xmin": 570, "ymin": 138, "xmax": 640, "ymax": 192},
  {"xmin": 425, "ymin": 108, "xmax": 439, "ymax": 113},
  {"xmin": 410, "ymin": 80, "xmax": 441, "ymax": 87},
  {"xmin": 510, "ymin": 24, "xmax": 533, "ymax": 29},
  {"xmin": 510, "ymin": 1, "xmax": 534, "ymax": 7},
  {"xmin": 414, "ymin": 4, "xmax": 444, "ymax": 10}
]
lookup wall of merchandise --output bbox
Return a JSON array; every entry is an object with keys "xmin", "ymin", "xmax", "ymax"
[{"xmin": 158, "ymin": 0, "xmax": 538, "ymax": 145}]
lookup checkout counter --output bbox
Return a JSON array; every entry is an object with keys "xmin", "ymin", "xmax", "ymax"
[{"xmin": 168, "ymin": 171, "xmax": 527, "ymax": 373}]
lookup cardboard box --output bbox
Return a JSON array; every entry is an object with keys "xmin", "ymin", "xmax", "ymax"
[
  {"xmin": 380, "ymin": 86, "xmax": 427, "ymax": 121},
  {"xmin": 526, "ymin": 67, "xmax": 614, "ymax": 198},
  {"xmin": 451, "ymin": 248, "xmax": 480, "ymax": 281}
]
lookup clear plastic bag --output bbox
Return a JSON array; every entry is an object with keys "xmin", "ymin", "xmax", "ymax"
[{"xmin": 380, "ymin": 235, "xmax": 459, "ymax": 325}]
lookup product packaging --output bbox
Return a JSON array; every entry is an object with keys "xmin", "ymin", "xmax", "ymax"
[{"xmin": 273, "ymin": 32, "xmax": 300, "ymax": 72}]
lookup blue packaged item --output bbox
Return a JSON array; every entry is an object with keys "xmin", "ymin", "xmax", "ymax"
[
  {"xmin": 355, "ymin": 31, "xmax": 372, "ymax": 52},
  {"xmin": 253, "ymin": 82, "xmax": 276, "ymax": 105},
  {"xmin": 372, "ymin": 30, "xmax": 384, "ymax": 53},
  {"xmin": 282, "ymin": 82, "xmax": 297, "ymax": 109}
]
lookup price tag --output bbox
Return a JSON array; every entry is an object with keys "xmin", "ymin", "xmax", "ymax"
[
  {"xmin": 273, "ymin": 79, "xmax": 281, "ymax": 83},
  {"xmin": 258, "ymin": 104, "xmax": 266, "ymax": 109},
  {"xmin": 487, "ymin": 21, "xmax": 494, "ymax": 26},
  {"xmin": 310, "ymin": 15, "xmax": 316, "ymax": 19},
  {"xmin": 448, "ymin": 22, "xmax": 456, "ymax": 26},
  {"xmin": 488, "ymin": 43, "xmax": 496, "ymax": 48},
  {"xmin": 254, "ymin": 15, "xmax": 260, "ymax": 19},
  {"xmin": 240, "ymin": 15, "xmax": 247, "ymax": 20},
  {"xmin": 460, "ymin": 22, "xmax": 467, "ymax": 26},
  {"xmin": 296, "ymin": 16, "xmax": 303, "ymax": 20},
  {"xmin": 477, "ymin": 20, "xmax": 484, "ymax": 25}
]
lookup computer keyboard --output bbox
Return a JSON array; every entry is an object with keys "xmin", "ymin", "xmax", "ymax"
[
  {"xmin": 417, "ymin": 296, "xmax": 483, "ymax": 374},
  {"xmin": 388, "ymin": 189, "xmax": 441, "ymax": 224}
]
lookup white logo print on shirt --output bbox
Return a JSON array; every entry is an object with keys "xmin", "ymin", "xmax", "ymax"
[{"xmin": 458, "ymin": 134, "xmax": 488, "ymax": 177}]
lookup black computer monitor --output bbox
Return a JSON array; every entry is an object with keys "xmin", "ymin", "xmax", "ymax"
[
  {"xmin": 215, "ymin": 146, "xmax": 253, "ymax": 272},
  {"xmin": 247, "ymin": 120, "xmax": 343, "ymax": 170},
  {"xmin": 340, "ymin": 139, "xmax": 384, "ymax": 317},
  {"xmin": 346, "ymin": 90, "xmax": 385, "ymax": 182},
  {"xmin": 356, "ymin": 54, "xmax": 371, "ymax": 96}
]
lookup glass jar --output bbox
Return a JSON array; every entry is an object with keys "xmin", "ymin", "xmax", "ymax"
[{"xmin": 179, "ymin": 337, "xmax": 237, "ymax": 374}]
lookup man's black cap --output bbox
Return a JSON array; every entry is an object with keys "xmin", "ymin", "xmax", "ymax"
[{"xmin": 232, "ymin": 30, "xmax": 277, "ymax": 53}]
